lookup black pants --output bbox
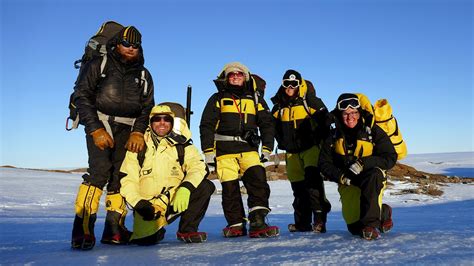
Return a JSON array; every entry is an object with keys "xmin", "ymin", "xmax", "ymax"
[
  {"xmin": 221, "ymin": 165, "xmax": 270, "ymax": 226},
  {"xmin": 291, "ymin": 166, "xmax": 331, "ymax": 228},
  {"xmin": 168, "ymin": 179, "xmax": 216, "ymax": 233},
  {"xmin": 83, "ymin": 122, "xmax": 131, "ymax": 192},
  {"xmin": 347, "ymin": 168, "xmax": 385, "ymax": 234}
]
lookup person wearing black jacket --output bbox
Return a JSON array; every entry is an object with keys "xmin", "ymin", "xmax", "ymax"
[
  {"xmin": 71, "ymin": 26, "xmax": 155, "ymax": 250},
  {"xmin": 319, "ymin": 93, "xmax": 396, "ymax": 240},
  {"xmin": 199, "ymin": 62, "xmax": 279, "ymax": 238},
  {"xmin": 271, "ymin": 70, "xmax": 331, "ymax": 233}
]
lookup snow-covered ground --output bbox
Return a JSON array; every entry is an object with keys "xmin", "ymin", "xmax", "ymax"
[{"xmin": 0, "ymin": 152, "xmax": 473, "ymax": 265}]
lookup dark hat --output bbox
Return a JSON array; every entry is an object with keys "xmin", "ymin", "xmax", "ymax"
[
  {"xmin": 119, "ymin": 26, "xmax": 142, "ymax": 44},
  {"xmin": 282, "ymin": 69, "xmax": 302, "ymax": 82}
]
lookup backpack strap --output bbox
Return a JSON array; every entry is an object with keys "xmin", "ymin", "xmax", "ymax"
[
  {"xmin": 302, "ymin": 97, "xmax": 311, "ymax": 117},
  {"xmin": 137, "ymin": 145, "xmax": 147, "ymax": 168},
  {"xmin": 138, "ymin": 141, "xmax": 191, "ymax": 170},
  {"xmin": 140, "ymin": 70, "xmax": 149, "ymax": 97},
  {"xmin": 176, "ymin": 140, "xmax": 192, "ymax": 168},
  {"xmin": 100, "ymin": 54, "xmax": 107, "ymax": 77}
]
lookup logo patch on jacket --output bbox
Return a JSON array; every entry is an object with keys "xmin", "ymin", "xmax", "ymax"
[{"xmin": 171, "ymin": 166, "xmax": 180, "ymax": 176}]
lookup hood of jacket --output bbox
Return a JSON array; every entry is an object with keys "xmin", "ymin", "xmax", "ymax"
[{"xmin": 147, "ymin": 105, "xmax": 192, "ymax": 145}]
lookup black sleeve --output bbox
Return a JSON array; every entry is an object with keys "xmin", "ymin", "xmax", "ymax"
[
  {"xmin": 199, "ymin": 93, "xmax": 219, "ymax": 152},
  {"xmin": 306, "ymin": 94, "xmax": 330, "ymax": 142},
  {"xmin": 318, "ymin": 135, "xmax": 344, "ymax": 183},
  {"xmin": 73, "ymin": 57, "xmax": 104, "ymax": 134},
  {"xmin": 270, "ymin": 104, "xmax": 284, "ymax": 149},
  {"xmin": 132, "ymin": 68, "xmax": 155, "ymax": 133},
  {"xmin": 257, "ymin": 97, "xmax": 275, "ymax": 152},
  {"xmin": 360, "ymin": 125, "xmax": 397, "ymax": 170}
]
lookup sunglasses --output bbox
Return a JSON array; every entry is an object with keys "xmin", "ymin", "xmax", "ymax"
[
  {"xmin": 228, "ymin": 72, "xmax": 244, "ymax": 78},
  {"xmin": 120, "ymin": 40, "xmax": 141, "ymax": 49},
  {"xmin": 282, "ymin": 79, "xmax": 300, "ymax": 88},
  {"xmin": 337, "ymin": 98, "xmax": 361, "ymax": 111},
  {"xmin": 151, "ymin": 115, "xmax": 173, "ymax": 123}
]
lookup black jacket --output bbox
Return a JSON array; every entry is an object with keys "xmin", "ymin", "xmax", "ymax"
[
  {"xmin": 271, "ymin": 80, "xmax": 328, "ymax": 153},
  {"xmin": 74, "ymin": 37, "xmax": 154, "ymax": 134},
  {"xmin": 199, "ymin": 78, "xmax": 275, "ymax": 156},
  {"xmin": 319, "ymin": 111, "xmax": 397, "ymax": 182}
]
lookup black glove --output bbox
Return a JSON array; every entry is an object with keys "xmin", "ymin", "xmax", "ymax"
[{"xmin": 134, "ymin": 200, "xmax": 159, "ymax": 221}]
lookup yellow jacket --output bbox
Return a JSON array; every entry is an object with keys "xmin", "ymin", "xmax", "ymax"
[{"xmin": 120, "ymin": 106, "xmax": 207, "ymax": 214}]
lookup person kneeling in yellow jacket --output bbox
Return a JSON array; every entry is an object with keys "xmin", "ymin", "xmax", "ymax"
[{"xmin": 120, "ymin": 104, "xmax": 215, "ymax": 245}]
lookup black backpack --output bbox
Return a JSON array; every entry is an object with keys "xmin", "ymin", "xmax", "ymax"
[{"xmin": 66, "ymin": 21, "xmax": 124, "ymax": 131}]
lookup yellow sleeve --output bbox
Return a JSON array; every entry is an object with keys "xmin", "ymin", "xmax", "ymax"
[
  {"xmin": 181, "ymin": 144, "xmax": 207, "ymax": 190},
  {"xmin": 119, "ymin": 151, "xmax": 143, "ymax": 207}
]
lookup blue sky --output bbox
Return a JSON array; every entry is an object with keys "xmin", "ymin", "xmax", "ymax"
[{"xmin": 1, "ymin": 0, "xmax": 472, "ymax": 168}]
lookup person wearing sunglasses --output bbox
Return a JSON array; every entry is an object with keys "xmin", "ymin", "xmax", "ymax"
[
  {"xmin": 319, "ymin": 93, "xmax": 397, "ymax": 240},
  {"xmin": 270, "ymin": 69, "xmax": 332, "ymax": 234},
  {"xmin": 120, "ymin": 104, "xmax": 215, "ymax": 245},
  {"xmin": 71, "ymin": 25, "xmax": 155, "ymax": 250},
  {"xmin": 200, "ymin": 62, "xmax": 279, "ymax": 238}
]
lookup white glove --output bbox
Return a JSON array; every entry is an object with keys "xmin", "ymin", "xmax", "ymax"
[
  {"xmin": 260, "ymin": 151, "xmax": 271, "ymax": 163},
  {"xmin": 204, "ymin": 153, "xmax": 216, "ymax": 167},
  {"xmin": 349, "ymin": 160, "xmax": 364, "ymax": 175}
]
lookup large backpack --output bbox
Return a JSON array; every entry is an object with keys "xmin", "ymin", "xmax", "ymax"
[
  {"xmin": 66, "ymin": 21, "xmax": 125, "ymax": 131},
  {"xmin": 354, "ymin": 93, "xmax": 407, "ymax": 160}
]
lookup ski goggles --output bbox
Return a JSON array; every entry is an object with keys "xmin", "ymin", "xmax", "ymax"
[
  {"xmin": 151, "ymin": 115, "xmax": 173, "ymax": 123},
  {"xmin": 337, "ymin": 97, "xmax": 360, "ymax": 111},
  {"xmin": 282, "ymin": 79, "xmax": 300, "ymax": 88},
  {"xmin": 120, "ymin": 40, "xmax": 141, "ymax": 49}
]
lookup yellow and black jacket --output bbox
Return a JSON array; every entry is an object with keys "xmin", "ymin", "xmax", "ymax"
[
  {"xmin": 319, "ymin": 110, "xmax": 397, "ymax": 182},
  {"xmin": 199, "ymin": 76, "xmax": 275, "ymax": 156},
  {"xmin": 271, "ymin": 79, "xmax": 328, "ymax": 153}
]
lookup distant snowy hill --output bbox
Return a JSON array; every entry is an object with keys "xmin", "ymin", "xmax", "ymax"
[
  {"xmin": 401, "ymin": 152, "xmax": 473, "ymax": 177},
  {"xmin": 0, "ymin": 152, "xmax": 473, "ymax": 264}
]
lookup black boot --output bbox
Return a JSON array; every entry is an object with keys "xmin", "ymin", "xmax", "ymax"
[
  {"xmin": 100, "ymin": 193, "xmax": 131, "ymax": 245},
  {"xmin": 71, "ymin": 214, "xmax": 97, "ymax": 250},
  {"xmin": 100, "ymin": 211, "xmax": 131, "ymax": 244},
  {"xmin": 248, "ymin": 207, "xmax": 279, "ymax": 238}
]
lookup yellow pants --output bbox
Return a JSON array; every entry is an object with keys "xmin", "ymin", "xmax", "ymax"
[{"xmin": 216, "ymin": 151, "xmax": 262, "ymax": 182}]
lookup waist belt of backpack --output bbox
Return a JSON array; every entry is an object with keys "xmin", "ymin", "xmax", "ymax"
[
  {"xmin": 97, "ymin": 111, "xmax": 135, "ymax": 140},
  {"xmin": 214, "ymin": 133, "xmax": 246, "ymax": 143}
]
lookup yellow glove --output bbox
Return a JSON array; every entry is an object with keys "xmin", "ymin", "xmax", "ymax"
[
  {"xmin": 90, "ymin": 128, "xmax": 114, "ymax": 150},
  {"xmin": 125, "ymin": 132, "xmax": 145, "ymax": 153},
  {"xmin": 172, "ymin": 187, "xmax": 191, "ymax": 213}
]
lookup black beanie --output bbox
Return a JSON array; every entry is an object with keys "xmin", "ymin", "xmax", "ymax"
[
  {"xmin": 282, "ymin": 69, "xmax": 302, "ymax": 82},
  {"xmin": 119, "ymin": 26, "xmax": 142, "ymax": 44}
]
